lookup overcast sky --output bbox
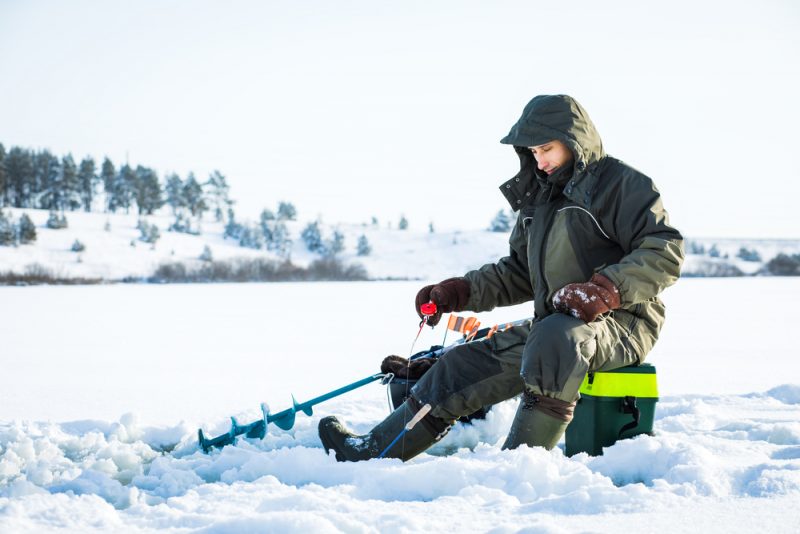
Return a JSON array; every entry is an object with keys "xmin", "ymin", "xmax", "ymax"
[{"xmin": 1, "ymin": 0, "xmax": 798, "ymax": 238}]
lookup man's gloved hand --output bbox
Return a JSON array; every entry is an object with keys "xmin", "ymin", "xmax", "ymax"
[
  {"xmin": 381, "ymin": 355, "xmax": 435, "ymax": 379},
  {"xmin": 415, "ymin": 277, "xmax": 471, "ymax": 326},
  {"xmin": 552, "ymin": 273, "xmax": 621, "ymax": 323}
]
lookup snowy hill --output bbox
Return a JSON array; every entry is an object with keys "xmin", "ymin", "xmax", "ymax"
[{"xmin": 1, "ymin": 207, "xmax": 799, "ymax": 282}]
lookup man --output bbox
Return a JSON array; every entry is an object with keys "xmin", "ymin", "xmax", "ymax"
[{"xmin": 319, "ymin": 94, "xmax": 684, "ymax": 461}]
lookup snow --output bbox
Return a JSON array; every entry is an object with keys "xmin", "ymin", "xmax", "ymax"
[
  {"xmin": 2, "ymin": 278, "xmax": 800, "ymax": 532},
  {"xmin": 2, "ymin": 207, "xmax": 799, "ymax": 282}
]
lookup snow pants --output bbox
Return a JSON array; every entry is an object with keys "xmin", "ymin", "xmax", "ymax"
[{"xmin": 411, "ymin": 313, "xmax": 642, "ymax": 421}]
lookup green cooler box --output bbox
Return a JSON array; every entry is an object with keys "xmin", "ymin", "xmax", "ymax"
[{"xmin": 565, "ymin": 364, "xmax": 658, "ymax": 457}]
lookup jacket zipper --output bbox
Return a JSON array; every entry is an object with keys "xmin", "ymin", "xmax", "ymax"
[{"xmin": 537, "ymin": 202, "xmax": 558, "ymax": 310}]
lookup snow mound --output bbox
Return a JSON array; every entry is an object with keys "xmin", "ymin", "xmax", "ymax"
[{"xmin": 2, "ymin": 387, "xmax": 800, "ymax": 533}]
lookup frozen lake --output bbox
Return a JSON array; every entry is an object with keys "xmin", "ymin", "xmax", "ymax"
[
  {"xmin": 2, "ymin": 278, "xmax": 797, "ymax": 425},
  {"xmin": 1, "ymin": 278, "xmax": 799, "ymax": 533}
]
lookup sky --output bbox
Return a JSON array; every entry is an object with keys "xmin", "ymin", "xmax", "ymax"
[{"xmin": 1, "ymin": 0, "xmax": 799, "ymax": 238}]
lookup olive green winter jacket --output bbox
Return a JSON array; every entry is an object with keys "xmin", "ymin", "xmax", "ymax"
[{"xmin": 463, "ymin": 95, "xmax": 684, "ymax": 360}]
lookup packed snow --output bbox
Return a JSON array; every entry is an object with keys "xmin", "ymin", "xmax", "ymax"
[{"xmin": 1, "ymin": 279, "xmax": 799, "ymax": 532}]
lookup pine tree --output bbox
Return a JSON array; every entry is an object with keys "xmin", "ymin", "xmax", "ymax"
[
  {"xmin": 110, "ymin": 164, "xmax": 136, "ymax": 213},
  {"xmin": 70, "ymin": 239, "xmax": 85, "ymax": 252},
  {"xmin": 269, "ymin": 221, "xmax": 292, "ymax": 258},
  {"xmin": 199, "ymin": 245, "xmax": 213, "ymax": 262},
  {"xmin": 238, "ymin": 224, "xmax": 263, "ymax": 249},
  {"xmin": 61, "ymin": 155, "xmax": 82, "ymax": 211},
  {"xmin": 0, "ymin": 210, "xmax": 15, "ymax": 246},
  {"xmin": 223, "ymin": 208, "xmax": 242, "ymax": 240},
  {"xmin": 260, "ymin": 208, "xmax": 275, "ymax": 246},
  {"xmin": 301, "ymin": 221, "xmax": 325, "ymax": 253},
  {"xmin": 4, "ymin": 147, "xmax": 34, "ymax": 207},
  {"xmin": 489, "ymin": 209, "xmax": 513, "ymax": 232},
  {"xmin": 325, "ymin": 229, "xmax": 345, "ymax": 256},
  {"xmin": 0, "ymin": 143, "xmax": 6, "ymax": 207},
  {"xmin": 17, "ymin": 213, "xmax": 36, "ymax": 244},
  {"xmin": 138, "ymin": 219, "xmax": 160, "ymax": 244},
  {"xmin": 398, "ymin": 215, "xmax": 409, "ymax": 230},
  {"xmin": 356, "ymin": 234, "xmax": 372, "ymax": 256},
  {"xmin": 277, "ymin": 201, "xmax": 297, "ymax": 221},
  {"xmin": 205, "ymin": 170, "xmax": 233, "ymax": 222},
  {"xmin": 183, "ymin": 173, "xmax": 208, "ymax": 219},
  {"xmin": 36, "ymin": 150, "xmax": 62, "ymax": 210},
  {"xmin": 77, "ymin": 156, "xmax": 96, "ymax": 212},
  {"xmin": 165, "ymin": 173, "xmax": 185, "ymax": 215},
  {"xmin": 100, "ymin": 157, "xmax": 116, "ymax": 212},
  {"xmin": 134, "ymin": 166, "xmax": 163, "ymax": 215},
  {"xmin": 46, "ymin": 210, "xmax": 68, "ymax": 229}
]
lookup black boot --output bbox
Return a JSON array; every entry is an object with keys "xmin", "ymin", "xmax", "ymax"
[
  {"xmin": 319, "ymin": 398, "xmax": 451, "ymax": 462},
  {"xmin": 502, "ymin": 391, "xmax": 575, "ymax": 451}
]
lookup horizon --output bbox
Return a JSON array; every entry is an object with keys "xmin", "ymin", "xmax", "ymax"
[{"xmin": 1, "ymin": 0, "xmax": 799, "ymax": 238}]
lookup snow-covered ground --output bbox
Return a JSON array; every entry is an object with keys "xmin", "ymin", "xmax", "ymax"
[
  {"xmin": 2, "ymin": 278, "xmax": 799, "ymax": 532},
  {"xmin": 1, "ymin": 207, "xmax": 799, "ymax": 281}
]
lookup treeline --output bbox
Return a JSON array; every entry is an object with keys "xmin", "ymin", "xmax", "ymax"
[{"xmin": 0, "ymin": 142, "xmax": 232, "ymax": 221}]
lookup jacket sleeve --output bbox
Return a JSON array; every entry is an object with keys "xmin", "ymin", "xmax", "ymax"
[
  {"xmin": 462, "ymin": 214, "xmax": 534, "ymax": 312},
  {"xmin": 598, "ymin": 172, "xmax": 684, "ymax": 306}
]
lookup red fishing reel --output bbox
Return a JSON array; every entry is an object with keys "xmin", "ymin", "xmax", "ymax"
[{"xmin": 420, "ymin": 302, "xmax": 438, "ymax": 317}]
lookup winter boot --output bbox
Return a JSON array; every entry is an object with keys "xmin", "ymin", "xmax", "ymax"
[
  {"xmin": 502, "ymin": 391, "xmax": 575, "ymax": 451},
  {"xmin": 319, "ymin": 398, "xmax": 451, "ymax": 462}
]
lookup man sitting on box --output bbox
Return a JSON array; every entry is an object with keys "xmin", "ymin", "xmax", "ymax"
[{"xmin": 319, "ymin": 94, "xmax": 684, "ymax": 461}]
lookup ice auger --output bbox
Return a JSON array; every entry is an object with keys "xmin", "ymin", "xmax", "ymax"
[{"xmin": 197, "ymin": 373, "xmax": 385, "ymax": 452}]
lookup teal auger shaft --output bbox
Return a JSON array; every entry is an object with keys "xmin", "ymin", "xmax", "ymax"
[{"xmin": 198, "ymin": 373, "xmax": 385, "ymax": 453}]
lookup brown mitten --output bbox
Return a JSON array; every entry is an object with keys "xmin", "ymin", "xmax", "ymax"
[
  {"xmin": 380, "ymin": 355, "xmax": 436, "ymax": 379},
  {"xmin": 552, "ymin": 273, "xmax": 621, "ymax": 322},
  {"xmin": 415, "ymin": 277, "xmax": 471, "ymax": 326}
]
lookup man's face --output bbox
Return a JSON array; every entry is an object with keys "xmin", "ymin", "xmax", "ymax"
[{"xmin": 529, "ymin": 140, "xmax": 573, "ymax": 175}]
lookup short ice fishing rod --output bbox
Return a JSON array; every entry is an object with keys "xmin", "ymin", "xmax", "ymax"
[{"xmin": 378, "ymin": 301, "xmax": 437, "ymax": 459}]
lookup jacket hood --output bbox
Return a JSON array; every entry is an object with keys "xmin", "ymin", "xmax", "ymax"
[{"xmin": 500, "ymin": 94, "xmax": 605, "ymax": 171}]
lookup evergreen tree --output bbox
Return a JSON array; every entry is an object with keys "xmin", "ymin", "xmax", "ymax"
[
  {"xmin": 277, "ymin": 201, "xmax": 297, "ymax": 221},
  {"xmin": 398, "ymin": 215, "xmax": 409, "ymax": 230},
  {"xmin": 70, "ymin": 239, "xmax": 85, "ymax": 252},
  {"xmin": 134, "ymin": 166, "xmax": 163, "ymax": 215},
  {"xmin": 61, "ymin": 155, "xmax": 81, "ymax": 211},
  {"xmin": 4, "ymin": 147, "xmax": 34, "ymax": 207},
  {"xmin": 169, "ymin": 212, "xmax": 199, "ymax": 235},
  {"xmin": 138, "ymin": 219, "xmax": 161, "ymax": 244},
  {"xmin": 325, "ymin": 229, "xmax": 345, "ymax": 256},
  {"xmin": 77, "ymin": 156, "xmax": 96, "ymax": 212},
  {"xmin": 17, "ymin": 213, "xmax": 36, "ymax": 244},
  {"xmin": 736, "ymin": 247, "xmax": 761, "ymax": 262},
  {"xmin": 238, "ymin": 224, "xmax": 263, "ymax": 249},
  {"xmin": 429, "ymin": 222, "xmax": 435, "ymax": 233},
  {"xmin": 0, "ymin": 143, "xmax": 6, "ymax": 207},
  {"xmin": 110, "ymin": 164, "xmax": 136, "ymax": 213},
  {"xmin": 301, "ymin": 221, "xmax": 325, "ymax": 253},
  {"xmin": 0, "ymin": 210, "xmax": 15, "ymax": 245},
  {"xmin": 35, "ymin": 150, "xmax": 62, "ymax": 210},
  {"xmin": 223, "ymin": 207, "xmax": 242, "ymax": 240},
  {"xmin": 46, "ymin": 210, "xmax": 68, "ymax": 229},
  {"xmin": 356, "ymin": 234, "xmax": 372, "ymax": 256},
  {"xmin": 269, "ymin": 221, "xmax": 292, "ymax": 258},
  {"xmin": 183, "ymin": 173, "xmax": 208, "ymax": 218},
  {"xmin": 260, "ymin": 208, "xmax": 276, "ymax": 245},
  {"xmin": 165, "ymin": 173, "xmax": 186, "ymax": 215},
  {"xmin": 100, "ymin": 157, "xmax": 116, "ymax": 212},
  {"xmin": 205, "ymin": 170, "xmax": 233, "ymax": 222},
  {"xmin": 199, "ymin": 245, "xmax": 213, "ymax": 262},
  {"xmin": 489, "ymin": 209, "xmax": 513, "ymax": 232}
]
